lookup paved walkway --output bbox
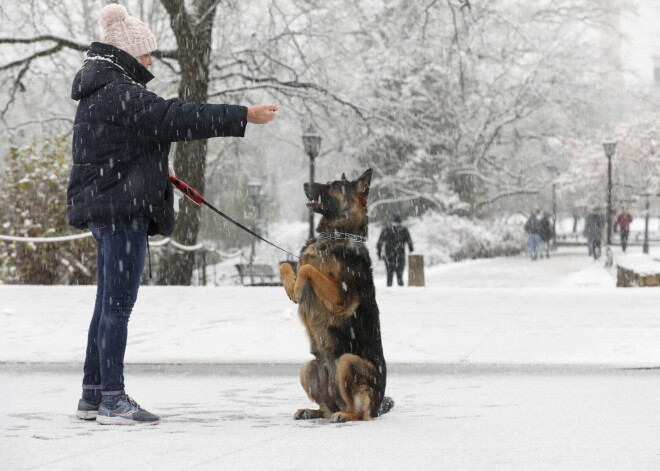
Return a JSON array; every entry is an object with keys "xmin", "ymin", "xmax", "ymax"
[
  {"xmin": 3, "ymin": 248, "xmax": 660, "ymax": 470},
  {"xmin": 3, "ymin": 363, "xmax": 660, "ymax": 471},
  {"xmin": 3, "ymin": 248, "xmax": 660, "ymax": 367}
]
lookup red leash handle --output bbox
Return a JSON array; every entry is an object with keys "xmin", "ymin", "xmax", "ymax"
[{"xmin": 170, "ymin": 176, "xmax": 205, "ymax": 206}]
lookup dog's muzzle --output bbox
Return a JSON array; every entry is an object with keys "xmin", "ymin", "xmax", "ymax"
[{"xmin": 304, "ymin": 182, "xmax": 326, "ymax": 213}]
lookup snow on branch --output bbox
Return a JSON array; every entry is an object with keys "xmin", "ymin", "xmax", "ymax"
[
  {"xmin": 475, "ymin": 189, "xmax": 540, "ymax": 210},
  {"xmin": 0, "ymin": 35, "xmax": 178, "ymax": 62}
]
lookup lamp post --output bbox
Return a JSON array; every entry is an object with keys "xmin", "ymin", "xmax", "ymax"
[
  {"xmin": 247, "ymin": 180, "xmax": 261, "ymax": 268},
  {"xmin": 302, "ymin": 124, "xmax": 322, "ymax": 240},
  {"xmin": 643, "ymin": 194, "xmax": 650, "ymax": 254},
  {"xmin": 602, "ymin": 139, "xmax": 618, "ymax": 246},
  {"xmin": 547, "ymin": 165, "xmax": 560, "ymax": 249}
]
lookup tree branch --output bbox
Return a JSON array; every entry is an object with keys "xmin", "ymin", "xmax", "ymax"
[
  {"xmin": 0, "ymin": 116, "xmax": 73, "ymax": 136},
  {"xmin": 209, "ymin": 77, "xmax": 368, "ymax": 120},
  {"xmin": 195, "ymin": 0, "xmax": 223, "ymax": 30},
  {"xmin": 0, "ymin": 35, "xmax": 87, "ymax": 51},
  {"xmin": 0, "ymin": 43, "xmax": 63, "ymax": 71},
  {"xmin": 475, "ymin": 189, "xmax": 540, "ymax": 209},
  {"xmin": 0, "ymin": 35, "xmax": 179, "ymax": 60}
]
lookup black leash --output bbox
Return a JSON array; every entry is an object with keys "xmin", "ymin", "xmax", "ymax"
[
  {"xmin": 170, "ymin": 176, "xmax": 299, "ymax": 260},
  {"xmin": 200, "ymin": 196, "xmax": 299, "ymax": 260}
]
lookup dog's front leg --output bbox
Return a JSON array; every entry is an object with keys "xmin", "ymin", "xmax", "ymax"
[
  {"xmin": 293, "ymin": 264, "xmax": 341, "ymax": 311},
  {"xmin": 279, "ymin": 263, "xmax": 297, "ymax": 302}
]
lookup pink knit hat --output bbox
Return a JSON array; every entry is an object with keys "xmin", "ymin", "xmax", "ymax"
[{"xmin": 99, "ymin": 4, "xmax": 157, "ymax": 58}]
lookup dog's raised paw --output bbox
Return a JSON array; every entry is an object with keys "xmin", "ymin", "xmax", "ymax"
[{"xmin": 279, "ymin": 263, "xmax": 293, "ymax": 279}]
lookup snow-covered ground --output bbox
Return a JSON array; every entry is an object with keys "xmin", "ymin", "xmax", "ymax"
[{"xmin": 2, "ymin": 247, "xmax": 660, "ymax": 470}]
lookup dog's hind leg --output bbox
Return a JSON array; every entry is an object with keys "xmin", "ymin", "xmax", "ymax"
[
  {"xmin": 331, "ymin": 354, "xmax": 379, "ymax": 423},
  {"xmin": 294, "ymin": 360, "xmax": 334, "ymax": 420}
]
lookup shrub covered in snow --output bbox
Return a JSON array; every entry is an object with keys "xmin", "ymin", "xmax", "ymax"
[
  {"xmin": 199, "ymin": 213, "xmax": 526, "ymax": 286},
  {"xmin": 0, "ymin": 136, "xmax": 96, "ymax": 284},
  {"xmin": 373, "ymin": 213, "xmax": 526, "ymax": 265}
]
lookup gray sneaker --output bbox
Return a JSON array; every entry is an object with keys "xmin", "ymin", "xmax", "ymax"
[
  {"xmin": 76, "ymin": 399, "xmax": 100, "ymax": 420},
  {"xmin": 96, "ymin": 394, "xmax": 161, "ymax": 425}
]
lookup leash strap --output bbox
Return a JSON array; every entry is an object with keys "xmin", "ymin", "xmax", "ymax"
[
  {"xmin": 146, "ymin": 239, "xmax": 153, "ymax": 279},
  {"xmin": 170, "ymin": 176, "xmax": 299, "ymax": 260}
]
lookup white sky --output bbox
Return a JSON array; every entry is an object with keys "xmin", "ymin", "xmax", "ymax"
[{"xmin": 622, "ymin": 1, "xmax": 660, "ymax": 83}]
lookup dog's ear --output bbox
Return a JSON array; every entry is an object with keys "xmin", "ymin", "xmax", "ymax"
[
  {"xmin": 341, "ymin": 172, "xmax": 348, "ymax": 181},
  {"xmin": 356, "ymin": 168, "xmax": 372, "ymax": 200}
]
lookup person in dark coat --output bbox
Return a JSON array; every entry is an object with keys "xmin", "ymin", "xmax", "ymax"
[
  {"xmin": 70, "ymin": 4, "xmax": 278, "ymax": 426},
  {"xmin": 584, "ymin": 208, "xmax": 605, "ymax": 259},
  {"xmin": 524, "ymin": 210, "xmax": 541, "ymax": 260},
  {"xmin": 377, "ymin": 214, "xmax": 414, "ymax": 286},
  {"xmin": 539, "ymin": 212, "xmax": 554, "ymax": 258}
]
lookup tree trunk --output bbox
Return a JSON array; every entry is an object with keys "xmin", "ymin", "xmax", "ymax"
[
  {"xmin": 449, "ymin": 172, "xmax": 477, "ymax": 213},
  {"xmin": 158, "ymin": 0, "xmax": 217, "ymax": 285}
]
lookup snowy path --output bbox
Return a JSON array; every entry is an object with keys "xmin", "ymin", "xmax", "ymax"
[
  {"xmin": 2, "ymin": 248, "xmax": 660, "ymax": 470},
  {"xmin": 2, "ymin": 248, "xmax": 660, "ymax": 366},
  {"xmin": 3, "ymin": 364, "xmax": 660, "ymax": 471},
  {"xmin": 421, "ymin": 247, "xmax": 614, "ymax": 288}
]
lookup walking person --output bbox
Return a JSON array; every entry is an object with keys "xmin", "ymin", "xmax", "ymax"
[
  {"xmin": 68, "ymin": 4, "xmax": 278, "ymax": 425},
  {"xmin": 539, "ymin": 212, "xmax": 554, "ymax": 258},
  {"xmin": 584, "ymin": 208, "xmax": 605, "ymax": 260},
  {"xmin": 524, "ymin": 210, "xmax": 542, "ymax": 261},
  {"xmin": 615, "ymin": 209, "xmax": 633, "ymax": 252},
  {"xmin": 377, "ymin": 214, "xmax": 414, "ymax": 287}
]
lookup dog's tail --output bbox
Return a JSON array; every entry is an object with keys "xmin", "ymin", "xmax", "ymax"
[{"xmin": 376, "ymin": 396, "xmax": 395, "ymax": 416}]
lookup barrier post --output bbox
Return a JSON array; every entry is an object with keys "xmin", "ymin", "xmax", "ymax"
[{"xmin": 408, "ymin": 254, "xmax": 425, "ymax": 287}]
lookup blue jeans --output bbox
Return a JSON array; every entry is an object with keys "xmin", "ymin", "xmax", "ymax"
[
  {"xmin": 527, "ymin": 233, "xmax": 541, "ymax": 260},
  {"xmin": 83, "ymin": 217, "xmax": 149, "ymax": 396},
  {"xmin": 384, "ymin": 259, "xmax": 404, "ymax": 286}
]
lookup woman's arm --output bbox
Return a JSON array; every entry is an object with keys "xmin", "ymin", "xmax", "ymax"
[{"xmin": 126, "ymin": 87, "xmax": 276, "ymax": 143}]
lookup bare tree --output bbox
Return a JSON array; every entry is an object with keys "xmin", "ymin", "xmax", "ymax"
[
  {"xmin": 348, "ymin": 0, "xmax": 626, "ymax": 217},
  {"xmin": 0, "ymin": 0, "xmax": 369, "ymax": 284}
]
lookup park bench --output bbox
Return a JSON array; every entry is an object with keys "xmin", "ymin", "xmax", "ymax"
[
  {"xmin": 616, "ymin": 255, "xmax": 660, "ymax": 287},
  {"xmin": 234, "ymin": 263, "xmax": 282, "ymax": 286}
]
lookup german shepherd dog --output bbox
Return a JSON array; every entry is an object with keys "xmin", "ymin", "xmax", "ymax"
[{"xmin": 279, "ymin": 168, "xmax": 394, "ymax": 422}]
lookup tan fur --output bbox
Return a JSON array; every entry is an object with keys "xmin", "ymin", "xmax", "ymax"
[
  {"xmin": 281, "ymin": 248, "xmax": 359, "ymax": 317},
  {"xmin": 281, "ymin": 251, "xmax": 380, "ymax": 422},
  {"xmin": 316, "ymin": 190, "xmax": 368, "ymax": 236},
  {"xmin": 331, "ymin": 354, "xmax": 377, "ymax": 422},
  {"xmin": 281, "ymin": 168, "xmax": 388, "ymax": 422}
]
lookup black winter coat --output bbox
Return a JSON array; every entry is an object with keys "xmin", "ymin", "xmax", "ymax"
[
  {"xmin": 584, "ymin": 212, "xmax": 605, "ymax": 242},
  {"xmin": 539, "ymin": 217, "xmax": 553, "ymax": 242},
  {"xmin": 376, "ymin": 225, "xmax": 414, "ymax": 266},
  {"xmin": 67, "ymin": 42, "xmax": 248, "ymax": 235},
  {"xmin": 524, "ymin": 216, "xmax": 541, "ymax": 235}
]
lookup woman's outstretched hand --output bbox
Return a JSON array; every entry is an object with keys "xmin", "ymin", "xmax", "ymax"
[{"xmin": 247, "ymin": 105, "xmax": 279, "ymax": 124}]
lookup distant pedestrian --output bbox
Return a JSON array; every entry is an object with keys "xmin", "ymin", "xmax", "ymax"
[
  {"xmin": 377, "ymin": 214, "xmax": 414, "ymax": 286},
  {"xmin": 539, "ymin": 212, "xmax": 554, "ymax": 258},
  {"xmin": 524, "ymin": 210, "xmax": 542, "ymax": 261},
  {"xmin": 615, "ymin": 209, "xmax": 633, "ymax": 252},
  {"xmin": 584, "ymin": 209, "xmax": 605, "ymax": 259}
]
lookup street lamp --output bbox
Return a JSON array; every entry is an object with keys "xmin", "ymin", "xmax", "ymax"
[
  {"xmin": 602, "ymin": 138, "xmax": 618, "ymax": 246},
  {"xmin": 643, "ymin": 194, "xmax": 650, "ymax": 254},
  {"xmin": 547, "ymin": 165, "xmax": 560, "ymax": 249},
  {"xmin": 302, "ymin": 124, "xmax": 322, "ymax": 240},
  {"xmin": 247, "ymin": 180, "xmax": 262, "ymax": 268}
]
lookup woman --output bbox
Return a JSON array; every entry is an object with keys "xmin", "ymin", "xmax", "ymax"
[{"xmin": 69, "ymin": 4, "xmax": 277, "ymax": 425}]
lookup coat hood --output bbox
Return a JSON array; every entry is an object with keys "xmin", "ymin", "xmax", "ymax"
[{"xmin": 71, "ymin": 42, "xmax": 154, "ymax": 101}]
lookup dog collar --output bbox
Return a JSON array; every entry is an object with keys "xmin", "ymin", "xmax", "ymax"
[{"xmin": 317, "ymin": 232, "xmax": 366, "ymax": 244}]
